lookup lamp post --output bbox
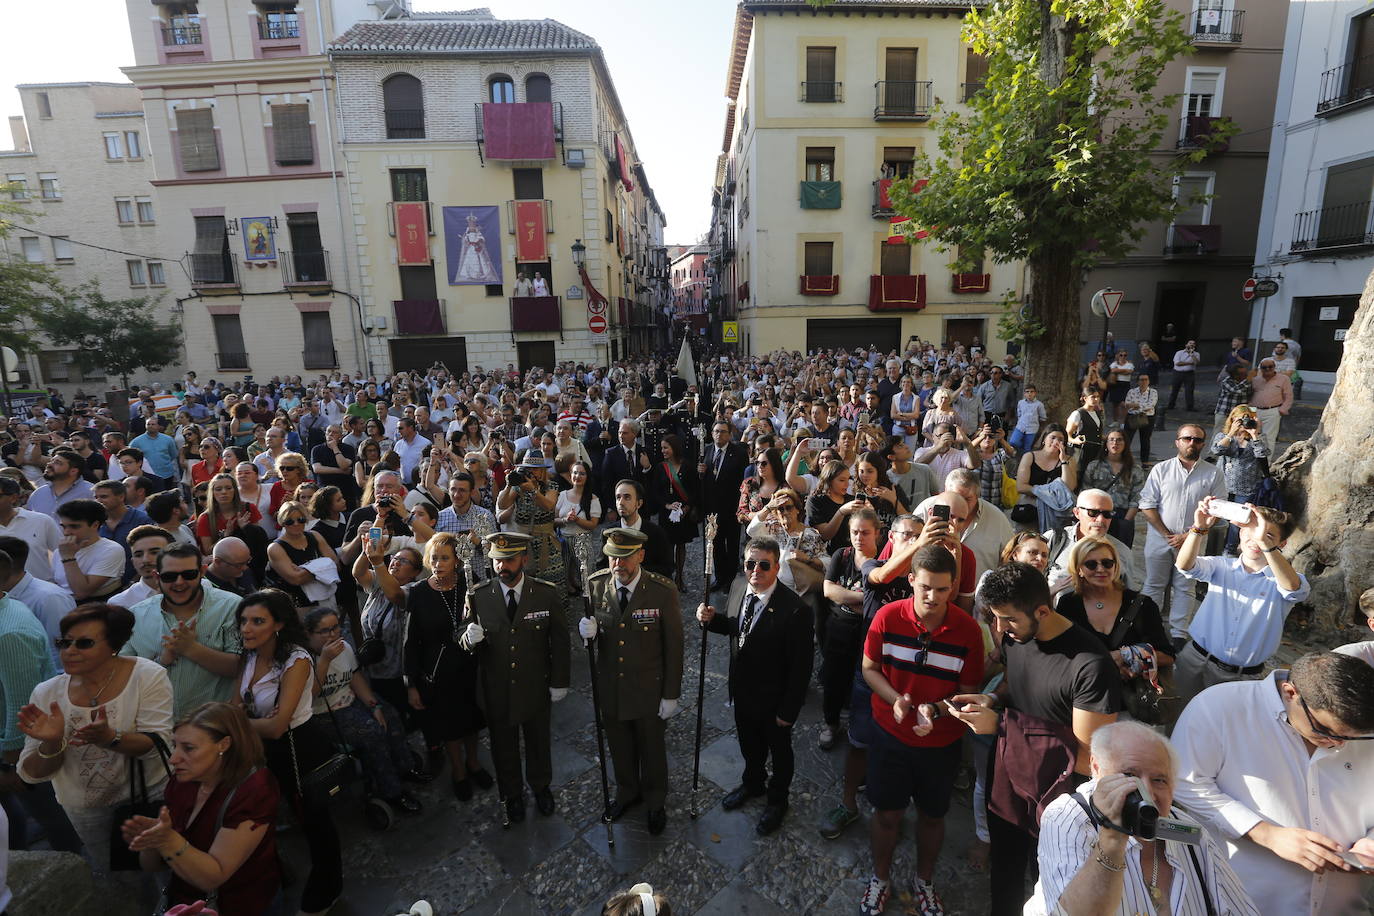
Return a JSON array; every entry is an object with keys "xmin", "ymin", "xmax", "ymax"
[{"xmin": 571, "ymin": 238, "xmax": 585, "ymax": 269}]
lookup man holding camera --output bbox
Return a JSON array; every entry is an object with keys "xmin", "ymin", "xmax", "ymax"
[{"xmin": 1026, "ymin": 721, "xmax": 1257, "ymax": 915}]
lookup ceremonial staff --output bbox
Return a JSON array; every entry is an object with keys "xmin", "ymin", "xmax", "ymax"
[
  {"xmin": 690, "ymin": 512, "xmax": 717, "ymax": 819},
  {"xmin": 580, "ymin": 558, "xmax": 615, "ymax": 848}
]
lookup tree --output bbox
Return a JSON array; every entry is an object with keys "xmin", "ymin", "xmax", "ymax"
[
  {"xmin": 0, "ymin": 196, "xmax": 65, "ymax": 354},
  {"xmin": 35, "ymin": 283, "xmax": 183, "ymax": 390},
  {"xmin": 878, "ymin": 0, "xmax": 1231, "ymax": 417}
]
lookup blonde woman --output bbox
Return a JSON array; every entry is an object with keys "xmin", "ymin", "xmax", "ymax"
[
  {"xmin": 745, "ymin": 487, "xmax": 826, "ymax": 595},
  {"xmin": 264, "ymin": 500, "xmax": 340, "ymax": 610},
  {"xmin": 921, "ymin": 387, "xmax": 965, "ymax": 446},
  {"xmin": 1058, "ymin": 535, "xmax": 1173, "ymax": 676}
]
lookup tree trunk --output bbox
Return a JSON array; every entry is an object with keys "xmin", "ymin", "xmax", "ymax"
[
  {"xmin": 1024, "ymin": 247, "xmax": 1083, "ymax": 422},
  {"xmin": 1271, "ymin": 265, "xmax": 1374, "ymax": 634}
]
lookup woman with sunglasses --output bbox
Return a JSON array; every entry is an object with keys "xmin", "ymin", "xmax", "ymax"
[
  {"xmin": 18, "ymin": 603, "xmax": 174, "ymax": 882},
  {"xmin": 461, "ymin": 451, "xmax": 496, "ymax": 512},
  {"xmin": 196, "ymin": 473, "xmax": 262, "ymax": 556},
  {"xmin": 1081, "ymin": 429, "xmax": 1145, "ymax": 547},
  {"xmin": 234, "ymin": 588, "xmax": 342, "ymax": 916},
  {"xmin": 264, "ymin": 501, "xmax": 340, "ymax": 611},
  {"xmin": 738, "ymin": 446, "xmax": 787, "ymax": 526},
  {"xmin": 267, "ymin": 452, "xmax": 311, "ymax": 520},
  {"xmin": 190, "ymin": 437, "xmax": 224, "ymax": 489}
]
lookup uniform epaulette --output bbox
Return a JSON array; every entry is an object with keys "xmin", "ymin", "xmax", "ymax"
[
  {"xmin": 642, "ymin": 571, "xmax": 675, "ymax": 588},
  {"xmin": 529, "ymin": 576, "xmax": 560, "ymax": 589},
  {"xmin": 587, "ymin": 568, "xmax": 613, "ymax": 580}
]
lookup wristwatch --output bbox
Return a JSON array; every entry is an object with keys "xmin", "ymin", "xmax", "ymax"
[{"xmin": 106, "ymin": 730, "xmax": 123, "ymax": 750}]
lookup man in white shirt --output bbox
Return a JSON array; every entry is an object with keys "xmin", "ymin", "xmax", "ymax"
[
  {"xmin": 1137, "ymin": 424, "xmax": 1227, "ymax": 644},
  {"xmin": 1173, "ymin": 653, "xmax": 1374, "ymax": 916},
  {"xmin": 392, "ymin": 418, "xmax": 430, "ymax": 483},
  {"xmin": 52, "ymin": 499, "xmax": 126, "ymax": 601},
  {"xmin": 0, "ymin": 475, "xmax": 60, "ymax": 580},
  {"xmin": 1167, "ymin": 340, "xmax": 1202, "ymax": 412},
  {"xmin": 375, "ymin": 400, "xmax": 401, "ymax": 439},
  {"xmin": 1334, "ymin": 587, "xmax": 1374, "ymax": 667}
]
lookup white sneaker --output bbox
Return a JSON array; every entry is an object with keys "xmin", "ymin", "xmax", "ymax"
[{"xmin": 858, "ymin": 875, "xmax": 889, "ymax": 915}]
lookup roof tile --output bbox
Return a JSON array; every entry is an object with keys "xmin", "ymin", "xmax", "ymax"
[{"xmin": 330, "ymin": 18, "xmax": 599, "ymax": 55}]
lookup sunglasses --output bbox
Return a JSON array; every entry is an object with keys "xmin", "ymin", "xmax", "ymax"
[
  {"xmin": 1081, "ymin": 558, "xmax": 1116, "ymax": 572},
  {"xmin": 1076, "ymin": 507, "xmax": 1110, "ymax": 518},
  {"xmin": 1177, "ymin": 436, "xmax": 1207, "ymax": 443},
  {"xmin": 158, "ymin": 569, "xmax": 200, "ymax": 583},
  {"xmin": 744, "ymin": 559, "xmax": 774, "ymax": 571},
  {"xmin": 54, "ymin": 637, "xmax": 100, "ymax": 650},
  {"xmin": 283, "ymin": 516, "xmax": 307, "ymax": 526},
  {"xmin": 1299, "ymin": 695, "xmax": 1374, "ymax": 742}
]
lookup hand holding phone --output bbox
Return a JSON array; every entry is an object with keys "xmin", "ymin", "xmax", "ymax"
[{"xmin": 1208, "ymin": 499, "xmax": 1252, "ymax": 525}]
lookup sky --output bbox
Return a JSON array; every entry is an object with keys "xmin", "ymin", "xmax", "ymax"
[{"xmin": 0, "ymin": 0, "xmax": 737, "ymax": 242}]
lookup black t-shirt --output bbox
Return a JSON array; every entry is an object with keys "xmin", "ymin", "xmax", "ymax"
[
  {"xmin": 807, "ymin": 491, "xmax": 850, "ymax": 553},
  {"xmin": 826, "ymin": 547, "xmax": 867, "ymax": 614},
  {"xmin": 1055, "ymin": 590, "xmax": 1172, "ymax": 656},
  {"xmin": 344, "ymin": 504, "xmax": 412, "ymax": 543},
  {"xmin": 1003, "ymin": 621, "xmax": 1121, "ymax": 725},
  {"xmin": 79, "ymin": 450, "xmax": 108, "ymax": 483},
  {"xmin": 861, "ymin": 556, "xmax": 912, "ymax": 625}
]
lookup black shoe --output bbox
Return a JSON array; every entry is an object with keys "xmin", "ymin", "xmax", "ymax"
[
  {"xmin": 505, "ymin": 795, "xmax": 526, "ymax": 823},
  {"xmin": 722, "ymin": 785, "xmax": 765, "ymax": 811},
  {"xmin": 756, "ymin": 803, "xmax": 788, "ymax": 835},
  {"xmin": 469, "ymin": 767, "xmax": 494, "ymax": 791},
  {"xmin": 647, "ymin": 807, "xmax": 667, "ymax": 835},
  {"xmin": 608, "ymin": 794, "xmax": 644, "ymax": 821},
  {"xmin": 391, "ymin": 793, "xmax": 423, "ymax": 815},
  {"xmin": 452, "ymin": 777, "xmax": 473, "ymax": 801},
  {"xmin": 534, "ymin": 787, "xmax": 556, "ymax": 816},
  {"xmin": 402, "ymin": 768, "xmax": 434, "ymax": 784}
]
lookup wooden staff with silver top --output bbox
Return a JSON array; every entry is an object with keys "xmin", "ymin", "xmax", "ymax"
[
  {"xmin": 690, "ymin": 512, "xmax": 718, "ymax": 820},
  {"xmin": 580, "ymin": 557, "xmax": 615, "ymax": 848}
]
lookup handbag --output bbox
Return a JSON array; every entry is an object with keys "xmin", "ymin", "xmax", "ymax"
[
  {"xmin": 1010, "ymin": 503, "xmax": 1038, "ymax": 525},
  {"xmin": 152, "ymin": 767, "xmax": 261, "ymax": 914},
  {"xmin": 1000, "ymin": 463, "xmax": 1019, "ymax": 510},
  {"xmin": 1125, "ymin": 412, "xmax": 1150, "ymax": 430},
  {"xmin": 356, "ymin": 601, "xmax": 392, "ymax": 668},
  {"xmin": 1105, "ymin": 594, "xmax": 1165, "ymax": 725},
  {"xmin": 111, "ymin": 732, "xmax": 172, "ymax": 871},
  {"xmin": 285, "ymin": 666, "xmax": 357, "ymax": 808}
]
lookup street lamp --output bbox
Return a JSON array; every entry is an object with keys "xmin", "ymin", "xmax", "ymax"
[{"xmin": 571, "ymin": 239, "xmax": 585, "ymax": 269}]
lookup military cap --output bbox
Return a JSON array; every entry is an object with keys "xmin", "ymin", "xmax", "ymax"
[
  {"xmin": 484, "ymin": 531, "xmax": 532, "ymax": 558},
  {"xmin": 602, "ymin": 527, "xmax": 648, "ymax": 557}
]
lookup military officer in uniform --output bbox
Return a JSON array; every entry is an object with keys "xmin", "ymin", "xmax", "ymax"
[
  {"xmin": 460, "ymin": 532, "xmax": 571, "ymax": 824},
  {"xmin": 580, "ymin": 527, "xmax": 685, "ymax": 835}
]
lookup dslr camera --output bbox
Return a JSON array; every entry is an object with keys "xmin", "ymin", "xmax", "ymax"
[
  {"xmin": 507, "ymin": 469, "xmax": 528, "ymax": 487},
  {"xmin": 1241, "ymin": 417, "xmax": 1258, "ymax": 430}
]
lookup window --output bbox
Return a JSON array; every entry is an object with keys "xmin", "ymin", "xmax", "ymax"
[
  {"xmin": 390, "ymin": 168, "xmax": 428, "ymax": 201},
  {"xmin": 605, "ymin": 208, "xmax": 615, "ymax": 243},
  {"xmin": 127, "ymin": 259, "xmax": 146, "ymax": 285},
  {"xmin": 52, "ymin": 237, "xmax": 74, "ymax": 262},
  {"xmin": 191, "ymin": 216, "xmax": 233, "ymax": 284},
  {"xmin": 38, "ymin": 173, "xmax": 60, "ymax": 200},
  {"xmin": 880, "ymin": 49, "xmax": 923, "ymax": 115},
  {"xmin": 175, "ymin": 107, "xmax": 220, "ymax": 172},
  {"xmin": 212, "ymin": 315, "xmax": 248, "ymax": 369},
  {"xmin": 886, "ymin": 48, "xmax": 919, "ymax": 83},
  {"xmin": 513, "ymin": 168, "xmax": 544, "ymax": 199},
  {"xmin": 879, "ymin": 243, "xmax": 911, "ymax": 276},
  {"xmin": 126, "ymin": 131, "xmax": 141, "ymax": 158},
  {"xmin": 525, "ymin": 73, "xmax": 552, "ymax": 103},
  {"xmin": 259, "ymin": 5, "xmax": 300, "ymax": 40},
  {"xmin": 805, "ymin": 147, "xmax": 835, "ymax": 182},
  {"xmin": 957, "ymin": 245, "xmax": 985, "ymax": 275},
  {"xmin": 285, "ymin": 213, "xmax": 326, "ymax": 282},
  {"xmin": 964, "ymin": 50, "xmax": 989, "ymax": 100},
  {"xmin": 115, "ymin": 198, "xmax": 135, "ymax": 223},
  {"xmin": 36, "ymin": 93, "xmax": 51, "ymax": 119},
  {"xmin": 271, "ymin": 103, "xmax": 314, "ymax": 166},
  {"xmin": 302, "ymin": 313, "xmax": 335, "ymax": 367},
  {"xmin": 398, "ymin": 265, "xmax": 438, "ymax": 301},
  {"xmin": 1184, "ymin": 69, "xmax": 1223, "ymax": 118},
  {"xmin": 20, "ymin": 237, "xmax": 43, "ymax": 263},
  {"xmin": 882, "ymin": 147, "xmax": 915, "ymax": 178},
  {"xmin": 148, "ymin": 261, "xmax": 166, "ymax": 286},
  {"xmin": 1349, "ymin": 12, "xmax": 1374, "ymax": 99},
  {"xmin": 804, "ymin": 241, "xmax": 834, "ymax": 276},
  {"xmin": 488, "ymin": 75, "xmax": 515, "ymax": 103},
  {"xmin": 104, "ymin": 132, "xmax": 125, "ymax": 159},
  {"xmin": 804, "ymin": 47, "xmax": 838, "ymax": 102},
  {"xmin": 136, "ymin": 197, "xmax": 155, "ymax": 223},
  {"xmin": 1172, "ymin": 173, "xmax": 1215, "ymax": 225},
  {"xmin": 382, "ymin": 74, "xmax": 424, "ymax": 139},
  {"xmin": 6, "ymin": 175, "xmax": 27, "ymax": 200}
]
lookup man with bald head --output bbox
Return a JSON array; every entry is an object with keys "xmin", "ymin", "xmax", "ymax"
[
  {"xmin": 911, "ymin": 490, "xmax": 979, "ymax": 613},
  {"xmin": 206, "ymin": 536, "xmax": 254, "ymax": 594},
  {"xmin": 916, "ymin": 468, "xmax": 1014, "ymax": 579}
]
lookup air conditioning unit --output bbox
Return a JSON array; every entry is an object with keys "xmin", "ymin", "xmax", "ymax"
[
  {"xmin": 367, "ymin": 315, "xmax": 388, "ymax": 329},
  {"xmin": 565, "ymin": 149, "xmax": 586, "ymax": 169}
]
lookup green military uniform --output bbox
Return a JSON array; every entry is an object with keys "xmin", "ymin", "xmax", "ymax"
[
  {"xmin": 588, "ymin": 529, "xmax": 685, "ymax": 810},
  {"xmin": 463, "ymin": 533, "xmax": 571, "ymax": 802}
]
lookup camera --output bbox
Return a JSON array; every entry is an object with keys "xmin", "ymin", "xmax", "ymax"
[
  {"xmin": 507, "ymin": 469, "xmax": 528, "ymax": 487},
  {"xmin": 1241, "ymin": 417, "xmax": 1257, "ymax": 430},
  {"xmin": 377, "ymin": 495, "xmax": 395, "ymax": 509},
  {"xmin": 1118, "ymin": 781, "xmax": 1160, "ymax": 838}
]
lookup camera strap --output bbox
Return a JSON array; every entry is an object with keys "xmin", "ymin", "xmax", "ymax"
[{"xmin": 1070, "ymin": 792, "xmax": 1216, "ymax": 916}]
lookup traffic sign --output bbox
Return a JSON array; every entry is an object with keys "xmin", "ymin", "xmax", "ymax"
[
  {"xmin": 1242, "ymin": 278, "xmax": 1257, "ymax": 301},
  {"xmin": 722, "ymin": 321, "xmax": 739, "ymax": 344},
  {"xmin": 1253, "ymin": 278, "xmax": 1279, "ymax": 298},
  {"xmin": 588, "ymin": 314, "xmax": 607, "ymax": 336},
  {"xmin": 587, "ymin": 296, "xmax": 607, "ymax": 315},
  {"xmin": 1091, "ymin": 288, "xmax": 1124, "ymax": 318}
]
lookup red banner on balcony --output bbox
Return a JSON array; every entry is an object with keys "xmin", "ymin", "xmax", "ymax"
[
  {"xmin": 615, "ymin": 136, "xmax": 634, "ymax": 192},
  {"xmin": 513, "ymin": 200, "xmax": 547, "ymax": 262},
  {"xmin": 482, "ymin": 103, "xmax": 555, "ymax": 160},
  {"xmin": 867, "ymin": 274, "xmax": 926, "ymax": 312},
  {"xmin": 952, "ymin": 273, "xmax": 991, "ymax": 293},
  {"xmin": 393, "ymin": 203, "xmax": 430, "ymax": 266},
  {"xmin": 877, "ymin": 178, "xmax": 894, "ymax": 210},
  {"xmin": 800, "ymin": 275, "xmax": 840, "ymax": 296},
  {"xmin": 510, "ymin": 296, "xmax": 561, "ymax": 332}
]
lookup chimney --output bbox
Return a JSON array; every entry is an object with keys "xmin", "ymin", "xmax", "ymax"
[{"xmin": 8, "ymin": 116, "xmax": 29, "ymax": 152}]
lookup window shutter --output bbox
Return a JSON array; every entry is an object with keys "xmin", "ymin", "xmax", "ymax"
[
  {"xmin": 272, "ymin": 104, "xmax": 313, "ymax": 166},
  {"xmin": 176, "ymin": 108, "xmax": 220, "ymax": 172},
  {"xmin": 194, "ymin": 216, "xmax": 227, "ymax": 255}
]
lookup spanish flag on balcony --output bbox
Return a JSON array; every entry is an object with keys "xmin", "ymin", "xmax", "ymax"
[{"xmin": 887, "ymin": 216, "xmax": 932, "ymax": 245}]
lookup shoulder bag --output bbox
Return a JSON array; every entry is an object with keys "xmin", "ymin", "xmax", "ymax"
[
  {"xmin": 1106, "ymin": 594, "xmax": 1164, "ymax": 725},
  {"xmin": 152, "ymin": 767, "xmax": 264, "ymax": 914},
  {"xmin": 284, "ymin": 662, "xmax": 357, "ymax": 808},
  {"xmin": 111, "ymin": 732, "xmax": 173, "ymax": 871},
  {"xmin": 355, "ymin": 600, "xmax": 393, "ymax": 668}
]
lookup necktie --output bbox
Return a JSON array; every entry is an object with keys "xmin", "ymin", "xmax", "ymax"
[
  {"xmin": 506, "ymin": 589, "xmax": 518, "ymax": 623},
  {"xmin": 626, "ymin": 447, "xmax": 633, "ymax": 466},
  {"xmin": 715, "ymin": 446, "xmax": 725, "ymax": 475},
  {"xmin": 739, "ymin": 594, "xmax": 759, "ymax": 648},
  {"xmin": 618, "ymin": 586, "xmax": 630, "ymax": 610}
]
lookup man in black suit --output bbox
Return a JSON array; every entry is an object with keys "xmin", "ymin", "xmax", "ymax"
[
  {"xmin": 697, "ymin": 537, "xmax": 813, "ymax": 835},
  {"xmin": 698, "ymin": 420, "xmax": 748, "ymax": 591},
  {"xmin": 601, "ymin": 479, "xmax": 674, "ymax": 580},
  {"xmin": 599, "ymin": 419, "xmax": 651, "ymax": 522}
]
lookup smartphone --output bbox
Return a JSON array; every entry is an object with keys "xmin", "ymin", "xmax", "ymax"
[
  {"xmin": 368, "ymin": 526, "xmax": 382, "ymax": 545},
  {"xmin": 930, "ymin": 504, "xmax": 952, "ymax": 523},
  {"xmin": 805, "ymin": 437, "xmax": 826, "ymax": 451},
  {"xmin": 1208, "ymin": 499, "xmax": 1252, "ymax": 525},
  {"xmin": 1339, "ymin": 851, "xmax": 1374, "ymax": 873},
  {"xmin": 858, "ymin": 411, "xmax": 872, "ymax": 426}
]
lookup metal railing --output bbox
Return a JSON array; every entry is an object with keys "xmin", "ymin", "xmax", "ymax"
[
  {"xmin": 281, "ymin": 249, "xmax": 330, "ymax": 285},
  {"xmin": 258, "ymin": 17, "xmax": 300, "ymax": 40},
  {"xmin": 384, "ymin": 108, "xmax": 425, "ymax": 139},
  {"xmin": 161, "ymin": 24, "xmax": 202, "ymax": 46},
  {"xmin": 800, "ymin": 81, "xmax": 843, "ymax": 103},
  {"xmin": 188, "ymin": 252, "xmax": 240, "ymax": 287},
  {"xmin": 961, "ymin": 81, "xmax": 984, "ymax": 103},
  {"xmin": 302, "ymin": 348, "xmax": 338, "ymax": 370},
  {"xmin": 1290, "ymin": 201, "xmax": 1374, "ymax": 252},
  {"xmin": 1164, "ymin": 224, "xmax": 1222, "ymax": 255},
  {"xmin": 474, "ymin": 101, "xmax": 564, "ymax": 144},
  {"xmin": 215, "ymin": 352, "xmax": 249, "ymax": 371},
  {"xmin": 1177, "ymin": 115, "xmax": 1230, "ymax": 152},
  {"xmin": 875, "ymin": 81, "xmax": 934, "ymax": 119},
  {"xmin": 1317, "ymin": 54, "xmax": 1374, "ymax": 114},
  {"xmin": 1191, "ymin": 8, "xmax": 1244, "ymax": 43}
]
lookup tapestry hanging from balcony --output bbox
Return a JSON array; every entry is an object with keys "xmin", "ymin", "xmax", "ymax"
[
  {"xmin": 800, "ymin": 181, "xmax": 842, "ymax": 209},
  {"xmin": 800, "ymin": 274, "xmax": 841, "ymax": 295},
  {"xmin": 443, "ymin": 206, "xmax": 504, "ymax": 285},
  {"xmin": 868, "ymin": 274, "xmax": 926, "ymax": 311},
  {"xmin": 481, "ymin": 102, "xmax": 555, "ymax": 160}
]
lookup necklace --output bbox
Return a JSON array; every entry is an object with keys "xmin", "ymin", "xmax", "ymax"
[
  {"xmin": 435, "ymin": 578, "xmax": 462, "ymax": 641},
  {"xmin": 83, "ymin": 663, "xmax": 119, "ymax": 707},
  {"xmin": 1146, "ymin": 840, "xmax": 1162, "ymax": 906}
]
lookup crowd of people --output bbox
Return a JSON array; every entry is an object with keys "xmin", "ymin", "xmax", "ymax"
[{"xmin": 0, "ymin": 326, "xmax": 1368, "ymax": 916}]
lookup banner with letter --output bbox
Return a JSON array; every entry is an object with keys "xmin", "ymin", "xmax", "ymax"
[
  {"xmin": 394, "ymin": 203, "xmax": 430, "ymax": 266},
  {"xmin": 513, "ymin": 200, "xmax": 548, "ymax": 262}
]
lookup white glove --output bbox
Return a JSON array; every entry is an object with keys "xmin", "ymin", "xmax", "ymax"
[
  {"xmin": 578, "ymin": 617, "xmax": 598, "ymax": 640},
  {"xmin": 658, "ymin": 698, "xmax": 679, "ymax": 720},
  {"xmin": 549, "ymin": 687, "xmax": 568, "ymax": 703},
  {"xmin": 462, "ymin": 622, "xmax": 485, "ymax": 647}
]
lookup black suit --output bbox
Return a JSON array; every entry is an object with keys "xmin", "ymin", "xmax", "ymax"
[
  {"xmin": 702, "ymin": 440, "xmax": 749, "ymax": 586},
  {"xmin": 599, "ymin": 443, "xmax": 650, "ymax": 516},
  {"xmin": 597, "ymin": 519, "xmax": 674, "ymax": 581},
  {"xmin": 707, "ymin": 579, "xmax": 813, "ymax": 805}
]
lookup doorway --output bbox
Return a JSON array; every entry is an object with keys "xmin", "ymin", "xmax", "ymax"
[
  {"xmin": 517, "ymin": 340, "xmax": 556, "ymax": 375},
  {"xmin": 944, "ymin": 318, "xmax": 986, "ymax": 350},
  {"xmin": 1154, "ymin": 283, "xmax": 1203, "ymax": 342}
]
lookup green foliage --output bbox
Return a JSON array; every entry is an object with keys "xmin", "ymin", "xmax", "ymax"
[
  {"xmin": 0, "ymin": 196, "xmax": 64, "ymax": 353},
  {"xmin": 35, "ymin": 283, "xmax": 183, "ymax": 389}
]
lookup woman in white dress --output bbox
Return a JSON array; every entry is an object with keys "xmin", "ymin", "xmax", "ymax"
[
  {"xmin": 554, "ymin": 461, "xmax": 602, "ymax": 576},
  {"xmin": 455, "ymin": 213, "xmax": 499, "ymax": 283}
]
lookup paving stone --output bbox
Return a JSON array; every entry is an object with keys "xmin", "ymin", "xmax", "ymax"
[
  {"xmin": 695, "ymin": 879, "xmax": 793, "ymax": 915},
  {"xmin": 521, "ymin": 838, "xmax": 619, "ymax": 916}
]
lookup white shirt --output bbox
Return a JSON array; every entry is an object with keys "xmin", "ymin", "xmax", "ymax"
[
  {"xmin": 500, "ymin": 576, "xmax": 525, "ymax": 609},
  {"xmin": 110, "ymin": 579, "xmax": 158, "ymax": 609},
  {"xmin": 1179, "ymin": 555, "xmax": 1310, "ymax": 666},
  {"xmin": 0, "ymin": 508, "xmax": 61, "ymax": 580},
  {"xmin": 1173, "ymin": 349, "xmax": 1201, "ymax": 372},
  {"xmin": 1138, "ymin": 457, "xmax": 1227, "ymax": 540},
  {"xmin": 392, "ymin": 433, "xmax": 431, "ymax": 482},
  {"xmin": 740, "ymin": 580, "xmax": 779, "ymax": 638},
  {"xmin": 1172, "ymin": 672, "xmax": 1374, "ymax": 916},
  {"xmin": 1334, "ymin": 639, "xmax": 1374, "ymax": 667},
  {"xmin": 240, "ymin": 646, "xmax": 314, "ymax": 730},
  {"xmin": 51, "ymin": 538, "xmax": 126, "ymax": 597},
  {"xmin": 611, "ymin": 569, "xmax": 642, "ymax": 608}
]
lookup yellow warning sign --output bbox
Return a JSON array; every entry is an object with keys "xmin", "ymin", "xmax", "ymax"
[{"xmin": 722, "ymin": 321, "xmax": 739, "ymax": 344}]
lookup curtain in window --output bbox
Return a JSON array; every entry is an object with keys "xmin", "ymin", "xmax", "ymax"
[
  {"xmin": 272, "ymin": 104, "xmax": 313, "ymax": 165},
  {"xmin": 176, "ymin": 108, "xmax": 219, "ymax": 171}
]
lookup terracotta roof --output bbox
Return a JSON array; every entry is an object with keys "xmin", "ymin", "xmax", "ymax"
[
  {"xmin": 331, "ymin": 18, "xmax": 599, "ymax": 55},
  {"xmin": 744, "ymin": 0, "xmax": 978, "ymax": 6}
]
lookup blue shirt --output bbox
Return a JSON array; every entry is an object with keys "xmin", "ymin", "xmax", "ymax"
[
  {"xmin": 26, "ymin": 478, "xmax": 94, "ymax": 520},
  {"xmin": 121, "ymin": 582, "xmax": 243, "ymax": 718},
  {"xmin": 1014, "ymin": 398, "xmax": 1047, "ymax": 434},
  {"xmin": 128, "ymin": 431, "xmax": 181, "ymax": 479},
  {"xmin": 1180, "ymin": 555, "xmax": 1310, "ymax": 667},
  {"xmin": 5, "ymin": 573, "xmax": 76, "ymax": 667},
  {"xmin": 99, "ymin": 506, "xmax": 154, "ymax": 582},
  {"xmin": 0, "ymin": 596, "xmax": 57, "ymax": 751}
]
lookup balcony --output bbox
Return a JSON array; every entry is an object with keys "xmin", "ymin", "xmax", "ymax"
[
  {"xmin": 1164, "ymin": 224, "xmax": 1222, "ymax": 255},
  {"xmin": 800, "ymin": 275, "xmax": 840, "ymax": 296},
  {"xmin": 384, "ymin": 108, "xmax": 425, "ymax": 140},
  {"xmin": 874, "ymin": 179, "xmax": 895, "ymax": 216},
  {"xmin": 800, "ymin": 181, "xmax": 841, "ymax": 209},
  {"xmin": 1290, "ymin": 201, "xmax": 1374, "ymax": 253},
  {"xmin": 875, "ymin": 81, "xmax": 933, "ymax": 120},
  {"xmin": 161, "ymin": 24, "xmax": 202, "ymax": 45},
  {"xmin": 188, "ymin": 252, "xmax": 240, "ymax": 291},
  {"xmin": 800, "ymin": 81, "xmax": 843, "ymax": 103},
  {"xmin": 476, "ymin": 102, "xmax": 562, "ymax": 162},
  {"xmin": 302, "ymin": 348, "xmax": 338, "ymax": 370},
  {"xmin": 952, "ymin": 273, "xmax": 991, "ymax": 293},
  {"xmin": 215, "ymin": 352, "xmax": 250, "ymax": 371},
  {"xmin": 961, "ymin": 82, "xmax": 984, "ymax": 103},
  {"xmin": 1177, "ymin": 115, "xmax": 1230, "ymax": 152},
  {"xmin": 258, "ymin": 17, "xmax": 300, "ymax": 40},
  {"xmin": 1317, "ymin": 55, "xmax": 1374, "ymax": 116},
  {"xmin": 868, "ymin": 275, "xmax": 927, "ymax": 312},
  {"xmin": 393, "ymin": 299, "xmax": 446, "ymax": 335},
  {"xmin": 281, "ymin": 250, "xmax": 330, "ymax": 288},
  {"xmin": 1191, "ymin": 8, "xmax": 1244, "ymax": 44}
]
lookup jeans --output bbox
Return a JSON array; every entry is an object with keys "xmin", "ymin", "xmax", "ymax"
[
  {"xmin": 1167, "ymin": 372, "xmax": 1195, "ymax": 409},
  {"xmin": 1124, "ymin": 417, "xmax": 1154, "ymax": 463},
  {"xmin": 1009, "ymin": 428, "xmax": 1036, "ymax": 454},
  {"xmin": 332, "ymin": 697, "xmax": 412, "ymax": 799}
]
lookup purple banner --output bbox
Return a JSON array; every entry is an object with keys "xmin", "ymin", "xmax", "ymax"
[{"xmin": 443, "ymin": 206, "xmax": 504, "ymax": 286}]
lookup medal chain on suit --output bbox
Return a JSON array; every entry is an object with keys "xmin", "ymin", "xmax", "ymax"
[{"xmin": 739, "ymin": 594, "xmax": 759, "ymax": 648}]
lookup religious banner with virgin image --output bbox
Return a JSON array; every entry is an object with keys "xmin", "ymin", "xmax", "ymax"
[{"xmin": 443, "ymin": 206, "xmax": 504, "ymax": 286}]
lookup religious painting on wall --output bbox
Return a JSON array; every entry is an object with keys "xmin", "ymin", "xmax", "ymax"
[
  {"xmin": 241, "ymin": 217, "xmax": 276, "ymax": 261},
  {"xmin": 443, "ymin": 206, "xmax": 504, "ymax": 286}
]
